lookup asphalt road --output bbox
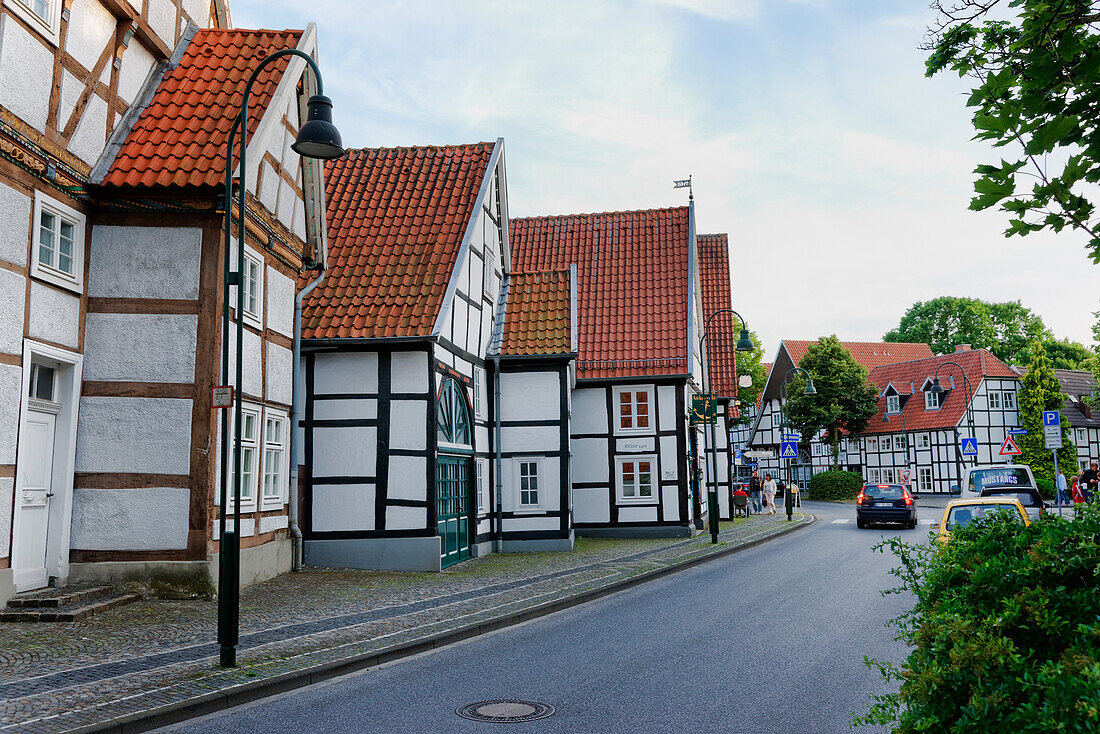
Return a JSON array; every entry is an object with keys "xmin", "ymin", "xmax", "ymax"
[{"xmin": 166, "ymin": 501, "xmax": 925, "ymax": 734}]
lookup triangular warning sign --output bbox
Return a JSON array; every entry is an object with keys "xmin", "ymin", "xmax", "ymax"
[
  {"xmin": 999, "ymin": 435, "xmax": 1022, "ymax": 456},
  {"xmin": 781, "ymin": 443, "xmax": 798, "ymax": 459}
]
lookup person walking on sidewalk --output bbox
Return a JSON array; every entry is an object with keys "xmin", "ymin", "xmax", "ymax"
[
  {"xmin": 1081, "ymin": 461, "xmax": 1098, "ymax": 503},
  {"xmin": 763, "ymin": 473, "xmax": 778, "ymax": 515},
  {"xmin": 1056, "ymin": 469, "xmax": 1070, "ymax": 507},
  {"xmin": 749, "ymin": 470, "xmax": 762, "ymax": 514}
]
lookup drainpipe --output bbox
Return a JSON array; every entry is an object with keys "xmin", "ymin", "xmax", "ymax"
[
  {"xmin": 289, "ymin": 265, "xmax": 324, "ymax": 571},
  {"xmin": 493, "ymin": 356, "xmax": 504, "ymax": 553}
]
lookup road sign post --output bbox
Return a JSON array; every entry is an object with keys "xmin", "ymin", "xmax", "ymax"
[
  {"xmin": 1044, "ymin": 411, "xmax": 1063, "ymax": 515},
  {"xmin": 960, "ymin": 437, "xmax": 978, "ymax": 457}
]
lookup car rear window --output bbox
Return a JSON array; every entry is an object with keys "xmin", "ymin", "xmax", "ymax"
[
  {"xmin": 864, "ymin": 484, "xmax": 903, "ymax": 500},
  {"xmin": 947, "ymin": 504, "xmax": 1025, "ymax": 529},
  {"xmin": 970, "ymin": 468, "xmax": 1032, "ymax": 491},
  {"xmin": 981, "ymin": 488, "xmax": 1042, "ymax": 507}
]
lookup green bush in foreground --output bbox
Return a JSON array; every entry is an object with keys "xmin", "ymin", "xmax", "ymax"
[
  {"xmin": 854, "ymin": 503, "xmax": 1100, "ymax": 733},
  {"xmin": 807, "ymin": 469, "xmax": 863, "ymax": 501}
]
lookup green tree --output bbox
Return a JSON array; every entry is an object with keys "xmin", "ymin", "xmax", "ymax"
[
  {"xmin": 1024, "ymin": 337, "xmax": 1092, "ymax": 369},
  {"xmin": 925, "ymin": 1, "xmax": 1100, "ymax": 261},
  {"xmin": 732, "ymin": 330, "xmax": 766, "ymax": 424},
  {"xmin": 784, "ymin": 336, "xmax": 879, "ymax": 468},
  {"xmin": 1016, "ymin": 341, "xmax": 1076, "ymax": 483},
  {"xmin": 884, "ymin": 296, "xmax": 1049, "ymax": 363}
]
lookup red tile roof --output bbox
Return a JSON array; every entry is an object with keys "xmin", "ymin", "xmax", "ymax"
[
  {"xmin": 497, "ymin": 270, "xmax": 572, "ymax": 357},
  {"xmin": 698, "ymin": 234, "xmax": 738, "ymax": 398},
  {"xmin": 509, "ymin": 208, "xmax": 690, "ymax": 379},
  {"xmin": 302, "ymin": 143, "xmax": 496, "ymax": 340},
  {"xmin": 103, "ymin": 29, "xmax": 303, "ymax": 188},
  {"xmin": 862, "ymin": 349, "xmax": 1017, "ymax": 433},
  {"xmin": 783, "ymin": 340, "xmax": 933, "ymax": 371}
]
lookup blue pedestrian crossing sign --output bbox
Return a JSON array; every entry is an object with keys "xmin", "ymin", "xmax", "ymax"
[
  {"xmin": 960, "ymin": 437, "xmax": 978, "ymax": 456},
  {"xmin": 780, "ymin": 441, "xmax": 798, "ymax": 459}
]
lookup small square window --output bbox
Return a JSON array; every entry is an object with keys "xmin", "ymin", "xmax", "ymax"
[
  {"xmin": 31, "ymin": 191, "xmax": 84, "ymax": 292},
  {"xmin": 885, "ymin": 395, "xmax": 899, "ymax": 414},
  {"xmin": 881, "ymin": 436, "xmax": 892, "ymax": 452},
  {"xmin": 616, "ymin": 386, "xmax": 653, "ymax": 433},
  {"xmin": 925, "ymin": 391, "xmax": 941, "ymax": 410},
  {"xmin": 988, "ymin": 391, "xmax": 1001, "ymax": 409},
  {"xmin": 918, "ymin": 467, "xmax": 933, "ymax": 491},
  {"xmin": 917, "ymin": 433, "xmax": 930, "ymax": 449},
  {"xmin": 617, "ymin": 456, "xmax": 656, "ymax": 502},
  {"xmin": 867, "ymin": 437, "xmax": 879, "ymax": 452},
  {"xmin": 1002, "ymin": 391, "xmax": 1016, "ymax": 410},
  {"xmin": 28, "ymin": 363, "xmax": 55, "ymax": 402},
  {"xmin": 517, "ymin": 460, "xmax": 540, "ymax": 507}
]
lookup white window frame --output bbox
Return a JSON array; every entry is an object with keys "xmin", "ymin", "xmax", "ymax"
[
  {"xmin": 881, "ymin": 436, "xmax": 892, "ymax": 452},
  {"xmin": 918, "ymin": 467, "xmax": 933, "ymax": 491},
  {"xmin": 241, "ymin": 250, "xmax": 263, "ymax": 329},
  {"xmin": 988, "ymin": 391, "xmax": 1001, "ymax": 409},
  {"xmin": 3, "ymin": 0, "xmax": 61, "ymax": 45},
  {"xmin": 885, "ymin": 395, "xmax": 900, "ymax": 414},
  {"xmin": 917, "ymin": 433, "xmax": 930, "ymax": 449},
  {"xmin": 882, "ymin": 467, "xmax": 896, "ymax": 483},
  {"xmin": 31, "ymin": 191, "xmax": 84, "ymax": 293},
  {"xmin": 869, "ymin": 468, "xmax": 881, "ymax": 483},
  {"xmin": 925, "ymin": 390, "xmax": 941, "ymax": 410},
  {"xmin": 1002, "ymin": 391, "xmax": 1016, "ymax": 410},
  {"xmin": 867, "ymin": 437, "xmax": 878, "ymax": 452},
  {"xmin": 616, "ymin": 454, "xmax": 657, "ymax": 503},
  {"xmin": 476, "ymin": 458, "xmax": 488, "ymax": 513},
  {"xmin": 482, "ymin": 218, "xmax": 495, "ymax": 298},
  {"xmin": 1080, "ymin": 459, "xmax": 1090, "ymax": 472},
  {"xmin": 1077, "ymin": 428, "xmax": 1087, "ymax": 445},
  {"xmin": 614, "ymin": 385, "xmax": 654, "ymax": 435},
  {"xmin": 260, "ymin": 408, "xmax": 288, "ymax": 510},
  {"xmin": 515, "ymin": 458, "xmax": 542, "ymax": 510},
  {"xmin": 227, "ymin": 403, "xmax": 261, "ymax": 510},
  {"xmin": 473, "ymin": 366, "xmax": 485, "ymax": 420}
]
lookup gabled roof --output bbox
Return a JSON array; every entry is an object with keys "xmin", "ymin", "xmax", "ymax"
[
  {"xmin": 102, "ymin": 28, "xmax": 303, "ymax": 188},
  {"xmin": 509, "ymin": 207, "xmax": 690, "ymax": 380},
  {"xmin": 698, "ymin": 233, "xmax": 738, "ymax": 398},
  {"xmin": 302, "ymin": 142, "xmax": 497, "ymax": 340},
  {"xmin": 862, "ymin": 349, "xmax": 1017, "ymax": 434},
  {"xmin": 1053, "ymin": 370, "xmax": 1100, "ymax": 428},
  {"xmin": 491, "ymin": 269, "xmax": 574, "ymax": 358},
  {"xmin": 783, "ymin": 340, "xmax": 933, "ymax": 370}
]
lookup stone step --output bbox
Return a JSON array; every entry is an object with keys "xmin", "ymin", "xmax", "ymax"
[
  {"xmin": 0, "ymin": 593, "xmax": 143, "ymax": 622},
  {"xmin": 6, "ymin": 585, "xmax": 114, "ymax": 609}
]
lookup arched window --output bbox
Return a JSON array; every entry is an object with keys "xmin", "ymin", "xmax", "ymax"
[{"xmin": 437, "ymin": 378, "xmax": 471, "ymax": 447}]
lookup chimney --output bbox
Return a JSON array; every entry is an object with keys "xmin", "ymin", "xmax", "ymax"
[{"xmin": 955, "ymin": 344, "xmax": 971, "ymax": 352}]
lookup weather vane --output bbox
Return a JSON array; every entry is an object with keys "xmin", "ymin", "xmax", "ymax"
[{"xmin": 673, "ymin": 175, "xmax": 692, "ymax": 200}]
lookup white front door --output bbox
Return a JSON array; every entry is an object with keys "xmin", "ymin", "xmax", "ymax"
[{"xmin": 13, "ymin": 408, "xmax": 58, "ymax": 591}]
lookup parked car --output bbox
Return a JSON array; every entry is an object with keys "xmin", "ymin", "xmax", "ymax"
[
  {"xmin": 955, "ymin": 464, "xmax": 1047, "ymax": 520},
  {"xmin": 931, "ymin": 497, "xmax": 1030, "ymax": 542},
  {"xmin": 856, "ymin": 483, "xmax": 917, "ymax": 529}
]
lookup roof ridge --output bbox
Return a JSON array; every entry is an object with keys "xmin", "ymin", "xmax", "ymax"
[
  {"xmin": 511, "ymin": 205, "xmax": 689, "ymax": 221},
  {"xmin": 194, "ymin": 27, "xmax": 305, "ymax": 35},
  {"xmin": 341, "ymin": 142, "xmax": 496, "ymax": 156}
]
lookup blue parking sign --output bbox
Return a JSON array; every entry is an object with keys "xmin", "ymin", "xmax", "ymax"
[{"xmin": 1043, "ymin": 410, "xmax": 1060, "ymax": 426}]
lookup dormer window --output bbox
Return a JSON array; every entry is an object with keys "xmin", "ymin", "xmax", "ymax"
[
  {"xmin": 886, "ymin": 395, "xmax": 900, "ymax": 414},
  {"xmin": 925, "ymin": 390, "xmax": 941, "ymax": 410}
]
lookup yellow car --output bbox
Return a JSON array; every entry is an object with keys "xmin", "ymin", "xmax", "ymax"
[{"xmin": 931, "ymin": 497, "xmax": 1030, "ymax": 542}]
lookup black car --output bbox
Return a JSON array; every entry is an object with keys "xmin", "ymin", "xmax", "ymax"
[{"xmin": 856, "ymin": 483, "xmax": 917, "ymax": 529}]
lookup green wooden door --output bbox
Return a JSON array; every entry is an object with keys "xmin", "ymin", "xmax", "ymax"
[{"xmin": 437, "ymin": 455, "xmax": 471, "ymax": 568}]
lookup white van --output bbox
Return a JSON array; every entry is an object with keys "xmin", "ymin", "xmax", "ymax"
[{"xmin": 956, "ymin": 464, "xmax": 1046, "ymax": 519}]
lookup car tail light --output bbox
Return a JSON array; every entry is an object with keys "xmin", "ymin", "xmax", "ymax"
[
  {"xmin": 857, "ymin": 491, "xmax": 865, "ymax": 504},
  {"xmin": 903, "ymin": 489, "xmax": 913, "ymax": 506}
]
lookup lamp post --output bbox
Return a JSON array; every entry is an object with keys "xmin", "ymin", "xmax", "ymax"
[
  {"xmin": 699, "ymin": 310, "xmax": 755, "ymax": 544},
  {"xmin": 217, "ymin": 50, "xmax": 344, "ymax": 668},
  {"xmin": 779, "ymin": 367, "xmax": 816, "ymax": 520},
  {"xmin": 930, "ymin": 362, "xmax": 975, "ymax": 473}
]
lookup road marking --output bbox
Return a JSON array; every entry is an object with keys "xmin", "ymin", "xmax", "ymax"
[
  {"xmin": 831, "ymin": 518, "xmax": 851, "ymax": 524},
  {"xmin": 920, "ymin": 518, "xmax": 935, "ymax": 525}
]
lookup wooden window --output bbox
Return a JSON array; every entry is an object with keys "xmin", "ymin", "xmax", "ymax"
[
  {"xmin": 261, "ymin": 411, "xmax": 287, "ymax": 509},
  {"xmin": 228, "ymin": 405, "xmax": 260, "ymax": 507},
  {"xmin": 617, "ymin": 456, "xmax": 656, "ymax": 502},
  {"xmin": 1002, "ymin": 391, "xmax": 1016, "ymax": 409},
  {"xmin": 867, "ymin": 437, "xmax": 878, "ymax": 452},
  {"xmin": 882, "ymin": 467, "xmax": 896, "ymax": 483},
  {"xmin": 32, "ymin": 191, "xmax": 84, "ymax": 292},
  {"xmin": 869, "ymin": 468, "xmax": 881, "ymax": 483},
  {"xmin": 988, "ymin": 391, "xmax": 1001, "ymax": 409},
  {"xmin": 1077, "ymin": 428, "xmax": 1087, "ymax": 444},
  {"xmin": 242, "ymin": 252, "xmax": 263, "ymax": 327},
  {"xmin": 917, "ymin": 433, "xmax": 930, "ymax": 449},
  {"xmin": 437, "ymin": 378, "xmax": 472, "ymax": 447},
  {"xmin": 473, "ymin": 367, "xmax": 485, "ymax": 419},
  {"xmin": 924, "ymin": 391, "xmax": 941, "ymax": 410},
  {"xmin": 881, "ymin": 436, "xmax": 892, "ymax": 451},
  {"xmin": 4, "ymin": 0, "xmax": 61, "ymax": 44},
  {"xmin": 615, "ymin": 386, "xmax": 653, "ymax": 433},
  {"xmin": 918, "ymin": 467, "xmax": 932, "ymax": 491},
  {"xmin": 517, "ymin": 459, "xmax": 540, "ymax": 508},
  {"xmin": 28, "ymin": 363, "xmax": 55, "ymax": 402},
  {"xmin": 886, "ymin": 395, "xmax": 900, "ymax": 414},
  {"xmin": 476, "ymin": 458, "xmax": 487, "ymax": 513}
]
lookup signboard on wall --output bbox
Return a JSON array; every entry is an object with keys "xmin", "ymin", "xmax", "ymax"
[{"xmin": 691, "ymin": 393, "xmax": 717, "ymax": 424}]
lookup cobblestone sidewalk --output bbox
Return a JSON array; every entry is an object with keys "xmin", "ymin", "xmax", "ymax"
[{"xmin": 0, "ymin": 513, "xmax": 812, "ymax": 733}]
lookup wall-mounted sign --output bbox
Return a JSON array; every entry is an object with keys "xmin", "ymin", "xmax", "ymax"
[
  {"xmin": 212, "ymin": 385, "xmax": 234, "ymax": 409},
  {"xmin": 691, "ymin": 393, "xmax": 717, "ymax": 424}
]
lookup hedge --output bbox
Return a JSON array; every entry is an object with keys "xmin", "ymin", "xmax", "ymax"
[
  {"xmin": 807, "ymin": 469, "xmax": 863, "ymax": 501},
  {"xmin": 1035, "ymin": 477, "xmax": 1055, "ymax": 500},
  {"xmin": 855, "ymin": 503, "xmax": 1100, "ymax": 733}
]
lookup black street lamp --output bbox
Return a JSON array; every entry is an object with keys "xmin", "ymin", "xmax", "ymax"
[
  {"xmin": 930, "ymin": 361, "xmax": 975, "ymax": 470},
  {"xmin": 779, "ymin": 367, "xmax": 815, "ymax": 519},
  {"xmin": 699, "ymin": 309, "xmax": 755, "ymax": 544},
  {"xmin": 218, "ymin": 50, "xmax": 344, "ymax": 668}
]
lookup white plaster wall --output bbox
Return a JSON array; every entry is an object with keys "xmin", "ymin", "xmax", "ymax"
[
  {"xmin": 84, "ymin": 314, "xmax": 197, "ymax": 382},
  {"xmin": 76, "ymin": 397, "xmax": 192, "ymax": 474},
  {"xmin": 259, "ymin": 514, "xmax": 289, "ymax": 534},
  {"xmin": 213, "ymin": 518, "xmax": 255, "ymax": 539},
  {"xmin": 388, "ymin": 455, "xmax": 427, "ymax": 501},
  {"xmin": 227, "ymin": 329, "xmax": 262, "ymax": 398},
  {"xmin": 312, "ymin": 484, "xmax": 374, "ymax": 531},
  {"xmin": 276, "ymin": 180, "xmax": 297, "ymax": 232},
  {"xmin": 0, "ymin": 184, "xmax": 30, "ymax": 267},
  {"xmin": 258, "ymin": 161, "xmax": 279, "ymax": 213},
  {"xmin": 0, "ymin": 476, "xmax": 11, "ymax": 558},
  {"xmin": 57, "ymin": 70, "xmax": 81, "ymax": 143},
  {"xmin": 116, "ymin": 40, "xmax": 155, "ymax": 105},
  {"xmin": 28, "ymin": 283, "xmax": 79, "ymax": 349},
  {"xmin": 391, "ymin": 352, "xmax": 428, "ymax": 394},
  {"xmin": 0, "ymin": 269, "xmax": 25, "ymax": 355},
  {"xmin": 88, "ymin": 226, "xmax": 202, "ymax": 299},
  {"xmin": 500, "ymin": 372, "xmax": 559, "ymax": 422},
  {"xmin": 265, "ymin": 267, "xmax": 294, "ymax": 337},
  {"xmin": 266, "ymin": 343, "xmax": 292, "ymax": 405},
  {"xmin": 70, "ymin": 487, "xmax": 189, "ymax": 550},
  {"xmin": 502, "ymin": 516, "xmax": 560, "ymax": 532},
  {"xmin": 390, "ymin": 400, "xmax": 426, "ymax": 451},
  {"xmin": 292, "ymin": 197, "xmax": 306, "ymax": 241},
  {"xmin": 0, "ymin": 18, "xmax": 52, "ymax": 132},
  {"xmin": 619, "ymin": 506, "xmax": 658, "ymax": 523},
  {"xmin": 146, "ymin": 0, "xmax": 176, "ymax": 46},
  {"xmin": 661, "ymin": 484, "xmax": 680, "ymax": 521},
  {"xmin": 573, "ymin": 487, "xmax": 610, "ymax": 523},
  {"xmin": 181, "ymin": 0, "xmax": 209, "ymax": 26},
  {"xmin": 69, "ymin": 84, "xmax": 110, "ymax": 163},
  {"xmin": 572, "ymin": 388, "xmax": 607, "ymax": 434},
  {"xmin": 501, "ymin": 426, "xmax": 560, "ymax": 454},
  {"xmin": 659, "ymin": 435, "xmax": 679, "ymax": 481},
  {"xmin": 571, "ymin": 437, "xmax": 608, "ymax": 482},
  {"xmin": 314, "ymin": 352, "xmax": 378, "ymax": 394},
  {"xmin": 312, "ymin": 426, "xmax": 376, "ymax": 477},
  {"xmin": 66, "ymin": 0, "xmax": 115, "ymax": 71},
  {"xmin": 386, "ymin": 505, "xmax": 426, "ymax": 530},
  {"xmin": 658, "ymin": 385, "xmax": 677, "ymax": 432},
  {"xmin": 313, "ymin": 398, "xmax": 377, "ymax": 421},
  {"xmin": 0, "ymin": 364, "xmax": 19, "ymax": 464}
]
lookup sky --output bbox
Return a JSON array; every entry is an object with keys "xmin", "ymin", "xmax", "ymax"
[{"xmin": 233, "ymin": 0, "xmax": 1098, "ymax": 358}]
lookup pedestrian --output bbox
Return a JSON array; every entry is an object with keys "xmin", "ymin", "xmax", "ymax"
[
  {"xmin": 749, "ymin": 470, "xmax": 762, "ymax": 514},
  {"xmin": 1056, "ymin": 469, "xmax": 1069, "ymax": 506},
  {"xmin": 1082, "ymin": 461, "xmax": 1099, "ymax": 503},
  {"xmin": 1072, "ymin": 475, "xmax": 1086, "ymax": 505},
  {"xmin": 763, "ymin": 473, "xmax": 777, "ymax": 515}
]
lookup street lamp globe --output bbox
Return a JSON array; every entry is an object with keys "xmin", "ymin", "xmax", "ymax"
[
  {"xmin": 803, "ymin": 379, "xmax": 817, "ymax": 396},
  {"xmin": 292, "ymin": 95, "xmax": 345, "ymax": 160},
  {"xmin": 930, "ymin": 377, "xmax": 944, "ymax": 395},
  {"xmin": 735, "ymin": 328, "xmax": 755, "ymax": 352}
]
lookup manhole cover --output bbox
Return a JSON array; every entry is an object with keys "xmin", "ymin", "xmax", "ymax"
[{"xmin": 456, "ymin": 699, "xmax": 555, "ymax": 723}]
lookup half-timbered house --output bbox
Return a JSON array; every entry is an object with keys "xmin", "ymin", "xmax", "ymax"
[{"xmin": 1, "ymin": 2, "xmax": 327, "ymax": 601}]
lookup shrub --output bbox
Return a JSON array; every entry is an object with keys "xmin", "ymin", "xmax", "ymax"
[
  {"xmin": 854, "ymin": 503, "xmax": 1100, "ymax": 733},
  {"xmin": 807, "ymin": 469, "xmax": 863, "ymax": 501},
  {"xmin": 1035, "ymin": 477, "xmax": 1055, "ymax": 500}
]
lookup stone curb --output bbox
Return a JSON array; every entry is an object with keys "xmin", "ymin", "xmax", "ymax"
[{"xmin": 65, "ymin": 515, "xmax": 816, "ymax": 734}]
